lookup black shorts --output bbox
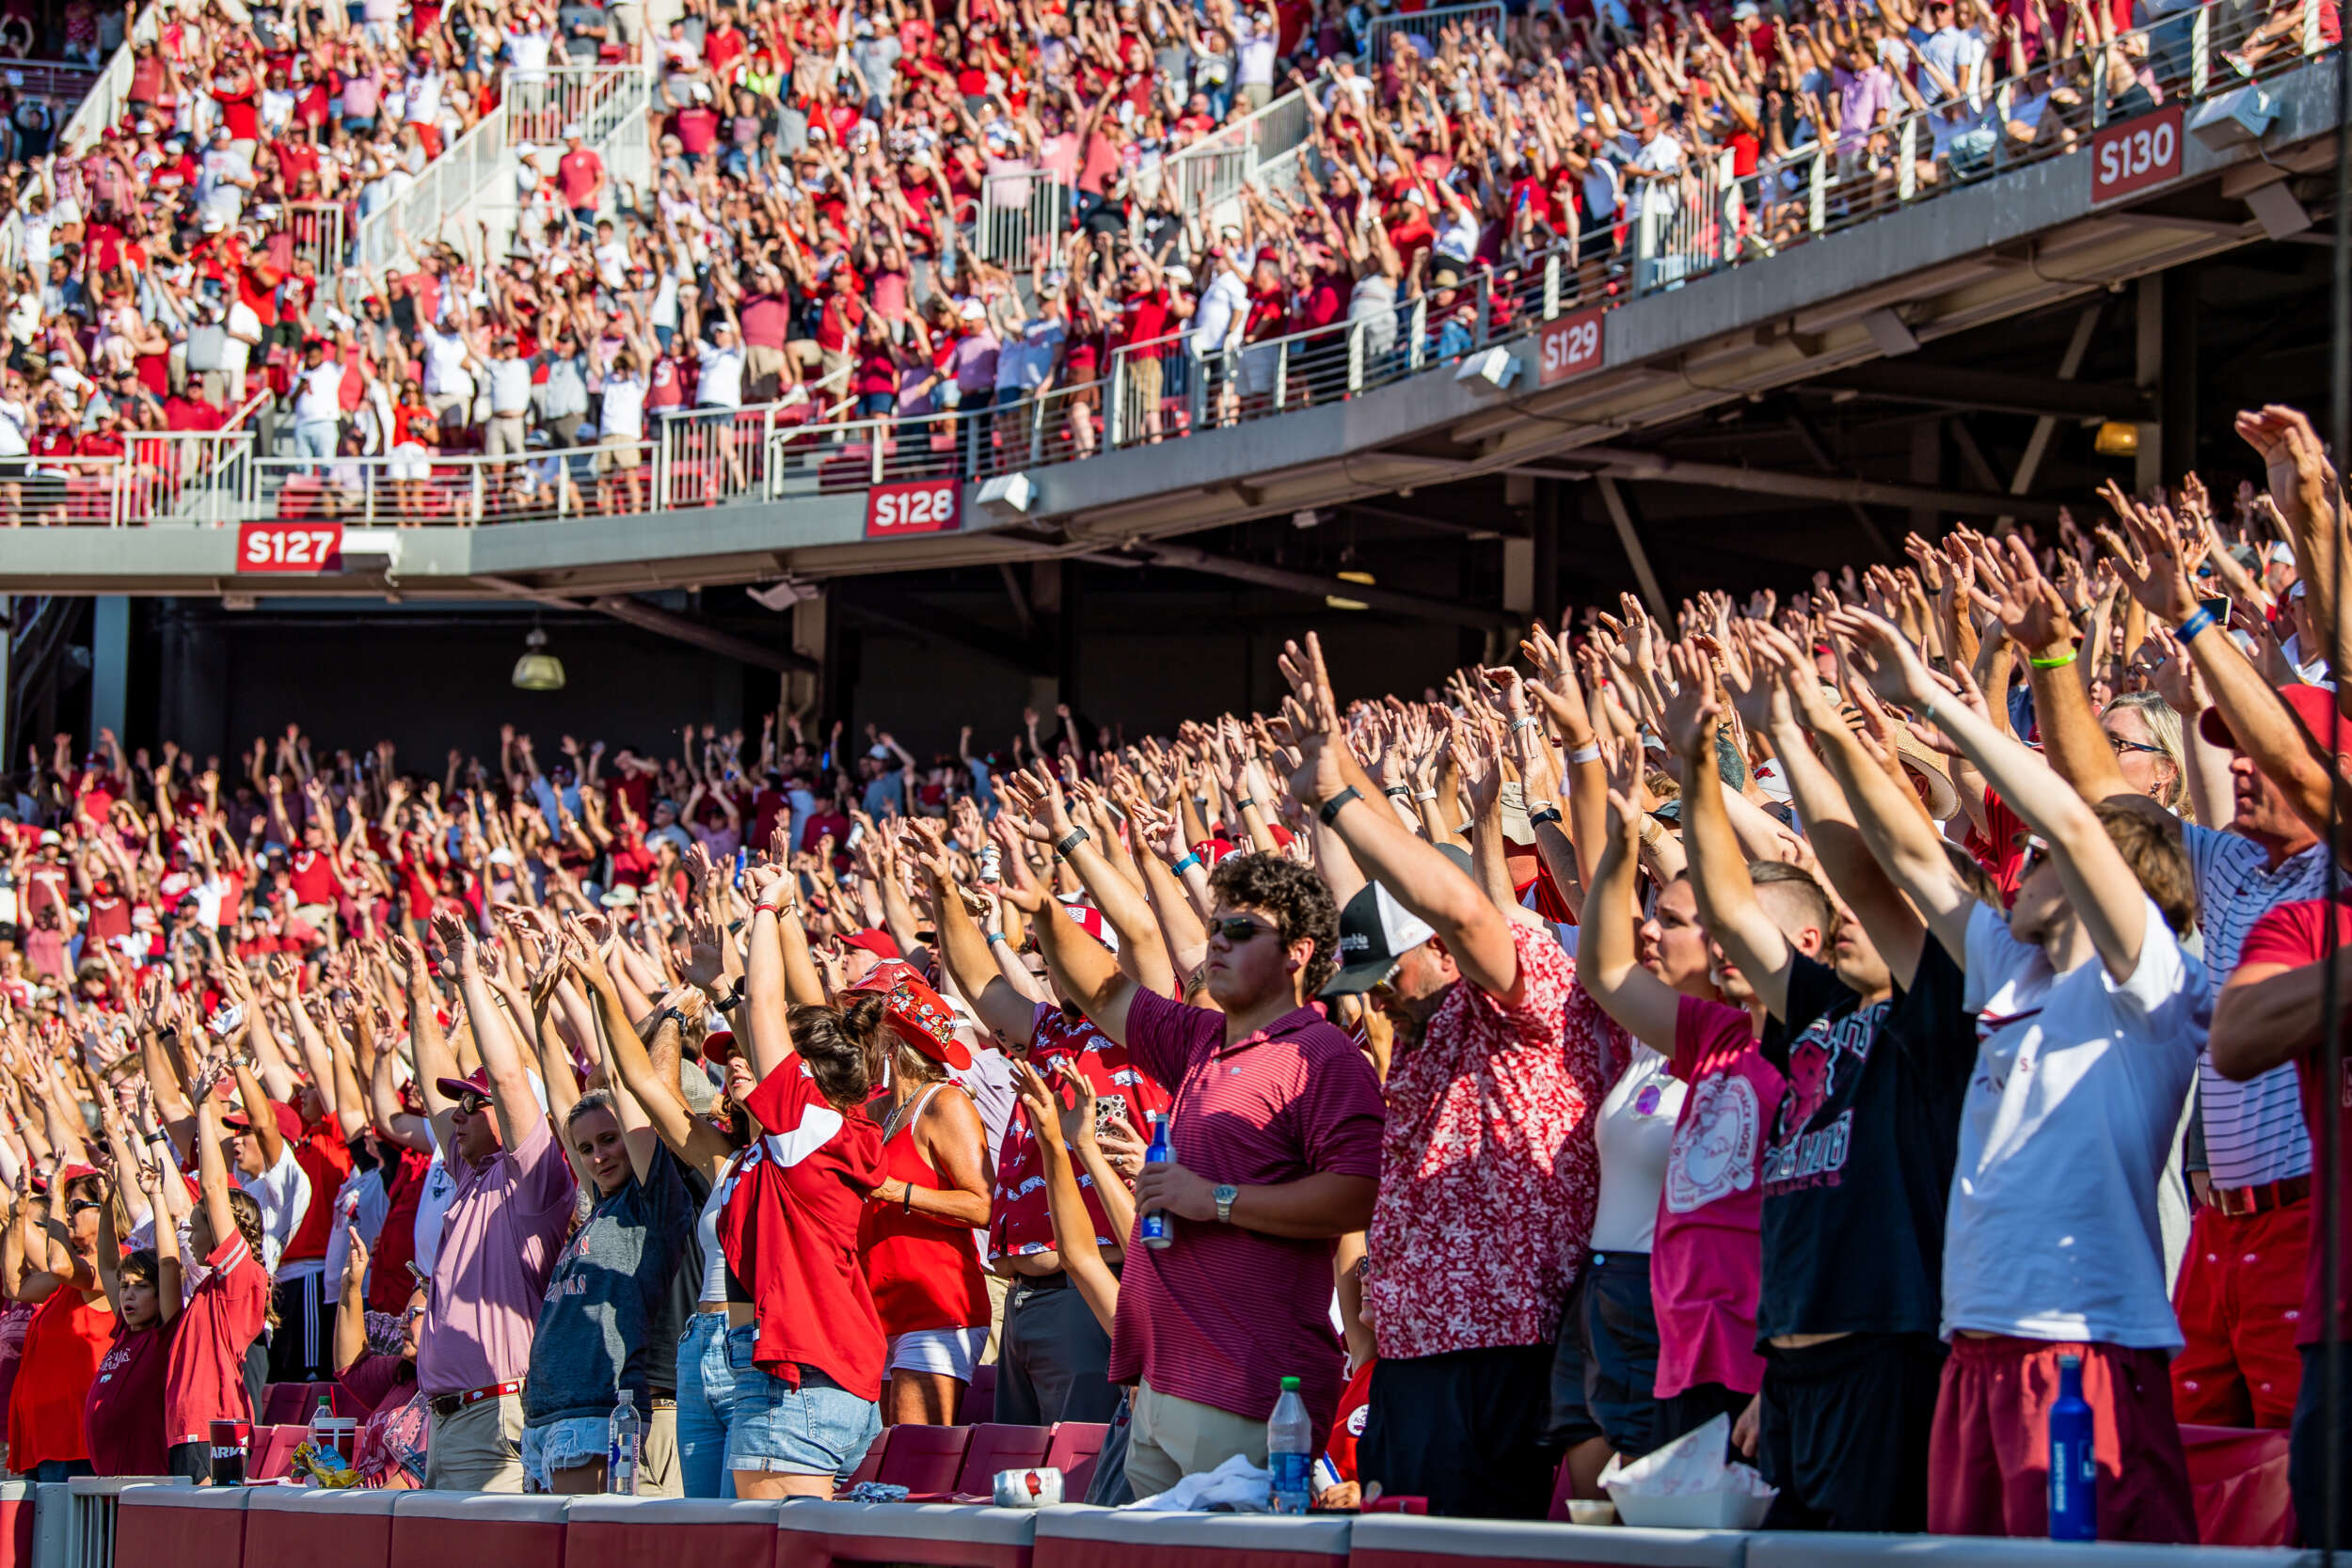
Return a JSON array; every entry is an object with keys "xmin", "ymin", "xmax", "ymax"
[
  {"xmin": 1655, "ymin": 1381, "xmax": 1753, "ymax": 1453},
  {"xmin": 1756, "ymin": 1332, "xmax": 1944, "ymax": 1532},
  {"xmin": 1547, "ymin": 1250, "xmax": 1661, "ymax": 1456},
  {"xmin": 1359, "ymin": 1342, "xmax": 1555, "ymax": 1520},
  {"xmin": 167, "ymin": 1440, "xmax": 211, "ymax": 1481},
  {"xmin": 2291, "ymin": 1340, "xmax": 2352, "ymax": 1546}
]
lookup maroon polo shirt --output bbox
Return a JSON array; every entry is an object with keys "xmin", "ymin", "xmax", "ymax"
[{"xmin": 1105, "ymin": 988, "xmax": 1386, "ymax": 1440}]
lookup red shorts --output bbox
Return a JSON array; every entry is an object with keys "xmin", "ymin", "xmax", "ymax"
[
  {"xmin": 1930, "ymin": 1335, "xmax": 2197, "ymax": 1544},
  {"xmin": 2172, "ymin": 1200, "xmax": 2309, "ymax": 1429},
  {"xmin": 412, "ymin": 120, "xmax": 443, "ymax": 160}
]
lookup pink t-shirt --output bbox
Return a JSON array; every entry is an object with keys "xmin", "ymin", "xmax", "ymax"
[
  {"xmin": 1652, "ymin": 994, "xmax": 1786, "ymax": 1400},
  {"xmin": 415, "ymin": 1119, "xmax": 578, "ymax": 1395}
]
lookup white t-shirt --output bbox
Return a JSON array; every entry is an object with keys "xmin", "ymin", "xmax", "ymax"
[
  {"xmin": 411, "ymin": 1130, "xmax": 461, "ymax": 1282},
  {"xmin": 236, "ymin": 1140, "xmax": 314, "ymax": 1274},
  {"xmin": 695, "ymin": 340, "xmax": 744, "ymax": 407},
  {"xmin": 486, "ymin": 356, "xmax": 533, "ymax": 415},
  {"xmin": 421, "ymin": 323, "xmax": 471, "ymax": 397},
  {"xmin": 320, "ymin": 1163, "xmax": 391, "ymax": 1296},
  {"xmin": 1589, "ymin": 1043, "xmax": 1685, "ymax": 1253},
  {"xmin": 1945, "ymin": 901, "xmax": 2206, "ymax": 1350},
  {"xmin": 293, "ymin": 360, "xmax": 344, "ymax": 423},
  {"xmin": 600, "ymin": 372, "xmax": 645, "ymax": 439},
  {"xmin": 224, "ymin": 300, "xmax": 263, "ymax": 368},
  {"xmin": 1191, "ymin": 268, "xmax": 1248, "ymax": 356}
]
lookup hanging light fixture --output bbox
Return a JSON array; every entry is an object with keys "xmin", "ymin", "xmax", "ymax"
[
  {"xmin": 512, "ymin": 626, "xmax": 566, "ymax": 691},
  {"xmin": 2093, "ymin": 420, "xmax": 2140, "ymax": 458}
]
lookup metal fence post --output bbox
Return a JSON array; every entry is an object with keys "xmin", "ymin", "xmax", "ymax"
[
  {"xmin": 2192, "ymin": 5, "xmax": 2212, "ymax": 93},
  {"xmin": 1347, "ymin": 318, "xmax": 1366, "ymax": 393},
  {"xmin": 1542, "ymin": 250, "xmax": 1562, "ymax": 318},
  {"xmin": 1898, "ymin": 117, "xmax": 1919, "ymax": 200},
  {"xmin": 1809, "ymin": 147, "xmax": 1827, "ymax": 232},
  {"xmin": 1107, "ymin": 353, "xmax": 1127, "ymax": 450}
]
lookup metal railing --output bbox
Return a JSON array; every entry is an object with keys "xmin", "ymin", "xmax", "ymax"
[
  {"xmin": 0, "ymin": 13, "xmax": 155, "ymax": 272},
  {"xmin": 353, "ymin": 104, "xmax": 510, "ymax": 271},
  {"xmin": 285, "ymin": 200, "xmax": 349, "ymax": 279},
  {"xmin": 1360, "ymin": 0, "xmax": 1506, "ymax": 66},
  {"xmin": 65, "ymin": 1477, "xmax": 187, "ymax": 1568},
  {"xmin": 975, "ymin": 169, "xmax": 1075, "ymax": 268},
  {"xmin": 7, "ymin": 9, "xmax": 2333, "ymax": 536},
  {"xmin": 505, "ymin": 63, "xmax": 646, "ymax": 148}
]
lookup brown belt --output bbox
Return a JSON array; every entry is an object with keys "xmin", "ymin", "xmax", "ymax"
[{"xmin": 2210, "ymin": 1175, "xmax": 2312, "ymax": 1217}]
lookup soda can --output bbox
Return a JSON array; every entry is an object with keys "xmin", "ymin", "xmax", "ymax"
[
  {"xmin": 210, "ymin": 1418, "xmax": 252, "ymax": 1485},
  {"xmin": 993, "ymin": 1466, "xmax": 1065, "ymax": 1508}
]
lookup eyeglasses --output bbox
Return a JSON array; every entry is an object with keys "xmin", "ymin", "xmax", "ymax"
[
  {"xmin": 2105, "ymin": 733, "xmax": 2167, "ymax": 757},
  {"xmin": 1207, "ymin": 916, "xmax": 1275, "ymax": 943},
  {"xmin": 454, "ymin": 1091, "xmax": 491, "ymax": 1115}
]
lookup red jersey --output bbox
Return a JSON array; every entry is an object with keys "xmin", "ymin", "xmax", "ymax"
[
  {"xmin": 164, "ymin": 1233, "xmax": 269, "ymax": 1446},
  {"xmin": 718, "ymin": 1061, "xmax": 886, "ymax": 1400},
  {"xmin": 856, "ymin": 1085, "xmax": 991, "ymax": 1337},
  {"xmin": 283, "ymin": 1117, "xmax": 356, "ymax": 1266}
]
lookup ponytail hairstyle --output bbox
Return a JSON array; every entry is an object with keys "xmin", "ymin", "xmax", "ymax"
[
  {"xmin": 226, "ymin": 1188, "xmax": 280, "ymax": 1332},
  {"xmin": 787, "ymin": 997, "xmax": 882, "ymax": 1111}
]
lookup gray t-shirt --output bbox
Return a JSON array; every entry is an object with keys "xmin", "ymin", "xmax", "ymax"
[{"xmin": 524, "ymin": 1145, "xmax": 696, "ymax": 1425}]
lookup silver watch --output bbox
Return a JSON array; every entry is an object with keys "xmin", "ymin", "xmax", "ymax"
[{"xmin": 1213, "ymin": 1183, "xmax": 1238, "ymax": 1224}]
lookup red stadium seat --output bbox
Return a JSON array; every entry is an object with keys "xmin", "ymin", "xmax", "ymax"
[
  {"xmin": 1041, "ymin": 1421, "xmax": 1108, "ymax": 1500},
  {"xmin": 260, "ymin": 1384, "xmax": 307, "ymax": 1424},
  {"xmin": 247, "ymin": 1425, "xmax": 307, "ymax": 1481},
  {"xmin": 873, "ymin": 1424, "xmax": 971, "ymax": 1495},
  {"xmin": 899, "ymin": 1424, "xmax": 1052, "ymax": 1503},
  {"xmin": 963, "ymin": 1364, "xmax": 995, "ymax": 1425}
]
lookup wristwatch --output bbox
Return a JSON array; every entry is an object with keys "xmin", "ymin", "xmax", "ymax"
[{"xmin": 1213, "ymin": 1183, "xmax": 1238, "ymax": 1224}]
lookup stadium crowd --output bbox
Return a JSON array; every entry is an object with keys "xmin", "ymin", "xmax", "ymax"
[
  {"xmin": 0, "ymin": 399, "xmax": 2341, "ymax": 1541},
  {"xmin": 2, "ymin": 0, "xmax": 2283, "ymax": 504}
]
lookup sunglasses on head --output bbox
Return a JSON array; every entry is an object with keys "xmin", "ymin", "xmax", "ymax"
[{"xmin": 1208, "ymin": 915, "xmax": 1275, "ymax": 943}]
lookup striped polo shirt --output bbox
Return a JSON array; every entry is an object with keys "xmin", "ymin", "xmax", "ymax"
[{"xmin": 2185, "ymin": 825, "xmax": 2331, "ymax": 1188}]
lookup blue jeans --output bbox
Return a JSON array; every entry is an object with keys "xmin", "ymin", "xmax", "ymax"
[
  {"xmin": 294, "ymin": 419, "xmax": 339, "ymax": 469},
  {"xmin": 675, "ymin": 1312, "xmax": 739, "ymax": 1498},
  {"xmin": 725, "ymin": 1333, "xmax": 879, "ymax": 1481},
  {"xmin": 30, "ymin": 1460, "xmax": 91, "ymax": 1481}
]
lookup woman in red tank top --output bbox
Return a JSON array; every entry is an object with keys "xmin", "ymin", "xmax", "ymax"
[{"xmin": 852, "ymin": 961, "xmax": 993, "ymax": 1427}]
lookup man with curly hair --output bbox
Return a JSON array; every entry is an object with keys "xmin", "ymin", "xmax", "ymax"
[{"xmin": 1023, "ymin": 847, "xmax": 1386, "ymax": 1501}]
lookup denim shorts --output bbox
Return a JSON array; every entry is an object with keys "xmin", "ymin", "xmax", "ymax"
[
  {"xmin": 521, "ymin": 1416, "xmax": 611, "ymax": 1491},
  {"xmin": 723, "ymin": 1330, "xmax": 880, "ymax": 1480}
]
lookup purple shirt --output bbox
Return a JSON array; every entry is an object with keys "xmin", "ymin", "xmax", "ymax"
[
  {"xmin": 1836, "ymin": 64, "xmax": 1897, "ymax": 153},
  {"xmin": 1106, "ymin": 990, "xmax": 1386, "ymax": 1439},
  {"xmin": 416, "ymin": 1118, "xmax": 577, "ymax": 1394}
]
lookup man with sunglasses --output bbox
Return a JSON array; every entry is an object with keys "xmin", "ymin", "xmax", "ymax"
[{"xmin": 394, "ymin": 922, "xmax": 574, "ymax": 1492}]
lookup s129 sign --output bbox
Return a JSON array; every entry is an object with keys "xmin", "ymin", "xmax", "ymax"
[
  {"xmin": 2090, "ymin": 105, "xmax": 2183, "ymax": 204},
  {"xmin": 866, "ymin": 479, "xmax": 961, "ymax": 538},
  {"xmin": 1538, "ymin": 307, "xmax": 1605, "ymax": 386}
]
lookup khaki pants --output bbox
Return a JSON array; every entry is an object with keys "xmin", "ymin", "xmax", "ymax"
[
  {"xmin": 745, "ymin": 343, "xmax": 789, "ymax": 403},
  {"xmin": 1121, "ymin": 1378, "xmax": 1267, "ymax": 1500},
  {"xmin": 425, "ymin": 1390, "xmax": 528, "ymax": 1492},
  {"xmin": 485, "ymin": 413, "xmax": 530, "ymax": 458},
  {"xmin": 981, "ymin": 1271, "xmax": 1011, "ymax": 1366}
]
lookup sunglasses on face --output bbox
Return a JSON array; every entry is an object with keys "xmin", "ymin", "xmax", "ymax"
[
  {"xmin": 2106, "ymin": 733, "xmax": 2166, "ymax": 757},
  {"xmin": 455, "ymin": 1091, "xmax": 491, "ymax": 1115},
  {"xmin": 1207, "ymin": 916, "xmax": 1275, "ymax": 943}
]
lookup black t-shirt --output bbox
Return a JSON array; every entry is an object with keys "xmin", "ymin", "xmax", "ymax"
[{"xmin": 1755, "ymin": 943, "xmax": 1974, "ymax": 1342}]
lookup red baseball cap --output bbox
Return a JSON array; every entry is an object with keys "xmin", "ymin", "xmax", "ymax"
[
  {"xmin": 702, "ymin": 1029, "xmax": 739, "ymax": 1065},
  {"xmin": 434, "ymin": 1066, "xmax": 495, "ymax": 1102},
  {"xmin": 2198, "ymin": 684, "xmax": 2352, "ymax": 756},
  {"xmin": 840, "ymin": 927, "xmax": 901, "ymax": 962}
]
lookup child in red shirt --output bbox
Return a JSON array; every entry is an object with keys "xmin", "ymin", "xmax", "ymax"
[
  {"xmin": 161, "ymin": 1093, "xmax": 273, "ymax": 1480},
  {"xmin": 85, "ymin": 1168, "xmax": 172, "ymax": 1477}
]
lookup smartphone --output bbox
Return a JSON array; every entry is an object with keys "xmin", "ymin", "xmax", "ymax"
[
  {"xmin": 2200, "ymin": 595, "xmax": 2230, "ymax": 623},
  {"xmin": 733, "ymin": 846, "xmax": 748, "ymax": 887},
  {"xmin": 1095, "ymin": 1091, "xmax": 1129, "ymax": 1139}
]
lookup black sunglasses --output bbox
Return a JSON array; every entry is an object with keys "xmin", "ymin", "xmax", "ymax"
[
  {"xmin": 455, "ymin": 1091, "xmax": 492, "ymax": 1115},
  {"xmin": 1208, "ymin": 916, "xmax": 1275, "ymax": 943}
]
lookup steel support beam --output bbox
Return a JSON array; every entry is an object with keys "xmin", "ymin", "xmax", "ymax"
[
  {"xmin": 473, "ymin": 576, "xmax": 817, "ymax": 673},
  {"xmin": 1807, "ymin": 361, "xmax": 2152, "ymax": 422},
  {"xmin": 1120, "ymin": 542, "xmax": 1512, "ymax": 629},
  {"xmin": 1520, "ymin": 449, "xmax": 2066, "ymax": 522}
]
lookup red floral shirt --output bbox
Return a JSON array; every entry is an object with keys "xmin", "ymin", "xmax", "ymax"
[
  {"xmin": 1366, "ymin": 924, "xmax": 1614, "ymax": 1360},
  {"xmin": 986, "ymin": 1004, "xmax": 1169, "ymax": 1262}
]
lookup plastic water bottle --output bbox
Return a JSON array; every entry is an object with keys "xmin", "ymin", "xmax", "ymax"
[
  {"xmin": 1267, "ymin": 1376, "xmax": 1312, "ymax": 1515},
  {"xmin": 608, "ymin": 1389, "xmax": 642, "ymax": 1496},
  {"xmin": 2048, "ymin": 1354, "xmax": 2096, "ymax": 1540},
  {"xmin": 307, "ymin": 1396, "xmax": 334, "ymax": 1482},
  {"xmin": 1137, "ymin": 1114, "xmax": 1174, "ymax": 1249}
]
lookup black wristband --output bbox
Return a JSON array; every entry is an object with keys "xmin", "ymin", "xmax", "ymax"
[{"xmin": 1317, "ymin": 784, "xmax": 1363, "ymax": 827}]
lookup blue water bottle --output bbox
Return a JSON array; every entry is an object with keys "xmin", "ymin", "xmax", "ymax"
[
  {"xmin": 1138, "ymin": 1113, "xmax": 1174, "ymax": 1249},
  {"xmin": 2048, "ymin": 1354, "xmax": 2096, "ymax": 1541}
]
